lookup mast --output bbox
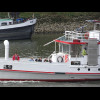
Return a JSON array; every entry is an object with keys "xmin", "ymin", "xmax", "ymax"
[
  {"xmin": 8, "ymin": 12, "xmax": 10, "ymax": 18},
  {"xmin": 9, "ymin": 12, "xmax": 20, "ymax": 20}
]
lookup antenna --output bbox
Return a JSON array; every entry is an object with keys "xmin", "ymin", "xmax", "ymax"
[
  {"xmin": 8, "ymin": 12, "xmax": 10, "ymax": 18},
  {"xmin": 32, "ymin": 13, "xmax": 34, "ymax": 18}
]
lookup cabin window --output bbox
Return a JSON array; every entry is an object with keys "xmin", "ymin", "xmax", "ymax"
[
  {"xmin": 59, "ymin": 43, "xmax": 70, "ymax": 54},
  {"xmin": 88, "ymin": 68, "xmax": 90, "ymax": 71},
  {"xmin": 77, "ymin": 68, "xmax": 80, "ymax": 71},
  {"xmin": 30, "ymin": 21, "xmax": 33, "ymax": 23},
  {"xmin": 1, "ymin": 22, "xmax": 7, "ymax": 26},
  {"xmin": 71, "ymin": 61, "xmax": 81, "ymax": 65},
  {"xmin": 3, "ymin": 65, "xmax": 12, "ymax": 69},
  {"xmin": 70, "ymin": 44, "xmax": 82, "ymax": 57},
  {"xmin": 98, "ymin": 68, "xmax": 100, "ymax": 71},
  {"xmin": 9, "ymin": 22, "xmax": 12, "ymax": 25}
]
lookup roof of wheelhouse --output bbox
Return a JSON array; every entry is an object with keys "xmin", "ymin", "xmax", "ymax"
[{"xmin": 0, "ymin": 18, "xmax": 13, "ymax": 22}]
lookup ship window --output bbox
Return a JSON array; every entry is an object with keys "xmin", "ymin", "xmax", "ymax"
[
  {"xmin": 77, "ymin": 68, "xmax": 80, "ymax": 71},
  {"xmin": 9, "ymin": 22, "xmax": 12, "ymax": 25},
  {"xmin": 1, "ymin": 22, "xmax": 7, "ymax": 26},
  {"xmin": 71, "ymin": 61, "xmax": 81, "ymax": 65},
  {"xmin": 98, "ymin": 68, "xmax": 100, "ymax": 71},
  {"xmin": 30, "ymin": 21, "xmax": 33, "ymax": 23},
  {"xmin": 88, "ymin": 68, "xmax": 90, "ymax": 71},
  {"xmin": 3, "ymin": 65, "xmax": 12, "ymax": 69}
]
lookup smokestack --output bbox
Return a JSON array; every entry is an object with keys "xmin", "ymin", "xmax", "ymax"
[{"xmin": 4, "ymin": 40, "xmax": 9, "ymax": 60}]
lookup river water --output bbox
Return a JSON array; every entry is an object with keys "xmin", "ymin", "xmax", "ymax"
[{"xmin": 0, "ymin": 34, "xmax": 100, "ymax": 87}]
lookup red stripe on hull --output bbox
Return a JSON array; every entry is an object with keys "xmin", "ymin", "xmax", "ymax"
[
  {"xmin": 0, "ymin": 69, "xmax": 55, "ymax": 74},
  {"xmin": 1, "ymin": 69, "xmax": 100, "ymax": 75}
]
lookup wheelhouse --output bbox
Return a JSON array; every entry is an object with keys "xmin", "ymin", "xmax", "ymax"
[{"xmin": 0, "ymin": 19, "xmax": 13, "ymax": 26}]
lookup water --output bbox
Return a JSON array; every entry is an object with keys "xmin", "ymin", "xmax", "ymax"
[
  {"xmin": 0, "ymin": 34, "xmax": 100, "ymax": 87},
  {"xmin": 0, "ymin": 34, "xmax": 62, "ymax": 58},
  {"xmin": 1, "ymin": 81, "xmax": 100, "ymax": 87}
]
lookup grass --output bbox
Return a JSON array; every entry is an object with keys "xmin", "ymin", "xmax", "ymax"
[{"xmin": 0, "ymin": 12, "xmax": 100, "ymax": 19}]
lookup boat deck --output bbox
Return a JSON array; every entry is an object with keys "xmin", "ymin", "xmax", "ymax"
[
  {"xmin": 0, "ymin": 58, "xmax": 69, "ymax": 72},
  {"xmin": 0, "ymin": 57, "xmax": 99, "ymax": 74}
]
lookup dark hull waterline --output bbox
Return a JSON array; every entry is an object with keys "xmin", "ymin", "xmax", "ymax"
[{"xmin": 0, "ymin": 25, "xmax": 34, "ymax": 40}]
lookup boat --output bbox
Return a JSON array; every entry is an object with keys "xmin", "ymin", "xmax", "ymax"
[
  {"xmin": 0, "ymin": 17, "xmax": 36, "ymax": 40},
  {"xmin": 0, "ymin": 21, "xmax": 100, "ymax": 82}
]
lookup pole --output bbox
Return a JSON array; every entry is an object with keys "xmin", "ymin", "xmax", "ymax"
[
  {"xmin": 43, "ymin": 35, "xmax": 65, "ymax": 47},
  {"xmin": 59, "ymin": 43, "xmax": 60, "ymax": 52},
  {"xmin": 8, "ymin": 12, "xmax": 10, "ymax": 18},
  {"xmin": 55, "ymin": 41, "xmax": 56, "ymax": 53},
  {"xmin": 4, "ymin": 40, "xmax": 9, "ymax": 60}
]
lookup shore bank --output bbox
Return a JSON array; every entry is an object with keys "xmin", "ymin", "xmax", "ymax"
[
  {"xmin": 34, "ymin": 15, "xmax": 95, "ymax": 34},
  {"xmin": 0, "ymin": 12, "xmax": 99, "ymax": 34}
]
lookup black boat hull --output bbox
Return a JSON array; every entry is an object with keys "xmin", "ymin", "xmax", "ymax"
[{"xmin": 0, "ymin": 24, "xmax": 35, "ymax": 40}]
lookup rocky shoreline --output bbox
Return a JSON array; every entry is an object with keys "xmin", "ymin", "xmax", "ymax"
[{"xmin": 34, "ymin": 15, "xmax": 95, "ymax": 34}]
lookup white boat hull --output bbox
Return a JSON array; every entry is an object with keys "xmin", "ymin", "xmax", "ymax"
[
  {"xmin": 0, "ymin": 57, "xmax": 100, "ymax": 82},
  {"xmin": 0, "ymin": 68, "xmax": 100, "ymax": 82}
]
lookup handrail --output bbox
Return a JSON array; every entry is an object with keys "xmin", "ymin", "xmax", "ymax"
[
  {"xmin": 43, "ymin": 35, "xmax": 66, "ymax": 46},
  {"xmin": 64, "ymin": 31, "xmax": 89, "ymax": 42},
  {"xmin": 43, "ymin": 31, "xmax": 89, "ymax": 47}
]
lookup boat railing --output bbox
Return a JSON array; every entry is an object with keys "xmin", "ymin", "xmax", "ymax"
[
  {"xmin": 43, "ymin": 31, "xmax": 89, "ymax": 47},
  {"xmin": 57, "ymin": 31, "xmax": 89, "ymax": 43}
]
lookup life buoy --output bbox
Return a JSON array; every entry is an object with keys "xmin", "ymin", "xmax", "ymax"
[
  {"xmin": 84, "ymin": 32, "xmax": 89, "ymax": 39},
  {"xmin": 57, "ymin": 56, "xmax": 64, "ymax": 63}
]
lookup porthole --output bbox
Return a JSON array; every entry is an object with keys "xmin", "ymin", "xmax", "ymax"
[
  {"xmin": 98, "ymin": 68, "xmax": 100, "ymax": 71},
  {"xmin": 88, "ymin": 68, "xmax": 90, "ymax": 71},
  {"xmin": 77, "ymin": 68, "xmax": 80, "ymax": 71}
]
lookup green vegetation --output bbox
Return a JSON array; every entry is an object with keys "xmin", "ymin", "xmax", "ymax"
[
  {"xmin": 0, "ymin": 12, "xmax": 100, "ymax": 34},
  {"xmin": 0, "ymin": 12, "xmax": 100, "ymax": 20}
]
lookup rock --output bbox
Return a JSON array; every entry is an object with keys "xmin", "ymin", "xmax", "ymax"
[{"xmin": 34, "ymin": 15, "xmax": 95, "ymax": 34}]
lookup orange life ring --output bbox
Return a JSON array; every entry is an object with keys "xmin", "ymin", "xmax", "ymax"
[{"xmin": 84, "ymin": 32, "xmax": 89, "ymax": 39}]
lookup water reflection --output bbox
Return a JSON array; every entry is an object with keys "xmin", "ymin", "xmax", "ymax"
[
  {"xmin": 0, "ymin": 39, "xmax": 37, "ymax": 58},
  {"xmin": 0, "ymin": 34, "xmax": 62, "ymax": 58}
]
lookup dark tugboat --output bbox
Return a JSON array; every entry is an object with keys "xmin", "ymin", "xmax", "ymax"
[{"xmin": 0, "ymin": 12, "xmax": 37, "ymax": 40}]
